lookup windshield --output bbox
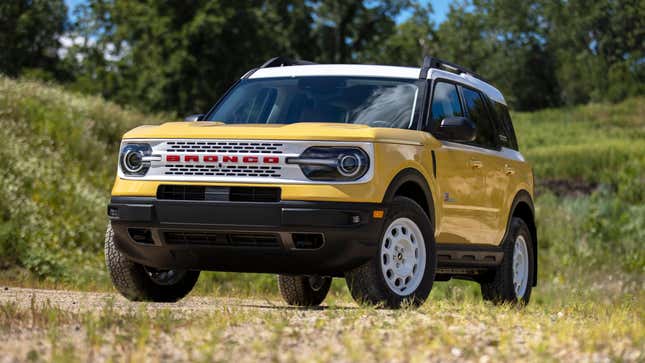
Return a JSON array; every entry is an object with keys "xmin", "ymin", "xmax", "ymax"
[{"xmin": 205, "ymin": 77, "xmax": 419, "ymax": 129}]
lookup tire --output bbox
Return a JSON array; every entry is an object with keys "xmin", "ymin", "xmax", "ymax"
[
  {"xmin": 104, "ymin": 224, "xmax": 200, "ymax": 302},
  {"xmin": 277, "ymin": 275, "xmax": 331, "ymax": 307},
  {"xmin": 480, "ymin": 217, "xmax": 534, "ymax": 305},
  {"xmin": 345, "ymin": 196, "xmax": 436, "ymax": 309}
]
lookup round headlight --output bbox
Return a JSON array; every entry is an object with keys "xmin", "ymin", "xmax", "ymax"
[
  {"xmin": 287, "ymin": 147, "xmax": 369, "ymax": 181},
  {"xmin": 337, "ymin": 153, "xmax": 362, "ymax": 177},
  {"xmin": 120, "ymin": 143, "xmax": 152, "ymax": 176},
  {"xmin": 124, "ymin": 149, "xmax": 144, "ymax": 173}
]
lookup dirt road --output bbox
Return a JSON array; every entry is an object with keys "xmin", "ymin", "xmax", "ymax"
[{"xmin": 1, "ymin": 287, "xmax": 642, "ymax": 362}]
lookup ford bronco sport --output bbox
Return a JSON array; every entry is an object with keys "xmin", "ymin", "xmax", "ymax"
[{"xmin": 105, "ymin": 56, "xmax": 537, "ymax": 308}]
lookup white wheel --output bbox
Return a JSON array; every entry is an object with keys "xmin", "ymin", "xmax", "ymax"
[
  {"xmin": 345, "ymin": 196, "xmax": 436, "ymax": 308},
  {"xmin": 380, "ymin": 217, "xmax": 427, "ymax": 296},
  {"xmin": 512, "ymin": 235, "xmax": 529, "ymax": 298},
  {"xmin": 480, "ymin": 217, "xmax": 534, "ymax": 305}
]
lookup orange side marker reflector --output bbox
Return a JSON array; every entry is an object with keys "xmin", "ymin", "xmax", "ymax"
[{"xmin": 373, "ymin": 210, "xmax": 384, "ymax": 219}]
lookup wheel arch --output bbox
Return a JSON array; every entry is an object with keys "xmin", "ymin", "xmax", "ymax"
[
  {"xmin": 382, "ymin": 168, "xmax": 435, "ymax": 231},
  {"xmin": 506, "ymin": 190, "xmax": 538, "ymax": 287}
]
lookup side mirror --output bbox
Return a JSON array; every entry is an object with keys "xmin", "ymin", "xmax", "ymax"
[
  {"xmin": 435, "ymin": 116, "xmax": 476, "ymax": 142},
  {"xmin": 184, "ymin": 114, "xmax": 204, "ymax": 122}
]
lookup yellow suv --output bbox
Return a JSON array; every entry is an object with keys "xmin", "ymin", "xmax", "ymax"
[{"xmin": 105, "ymin": 56, "xmax": 537, "ymax": 308}]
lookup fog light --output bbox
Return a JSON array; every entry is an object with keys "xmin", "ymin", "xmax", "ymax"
[{"xmin": 108, "ymin": 207, "xmax": 119, "ymax": 218}]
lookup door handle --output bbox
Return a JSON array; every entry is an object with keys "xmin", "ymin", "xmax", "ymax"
[
  {"xmin": 504, "ymin": 164, "xmax": 515, "ymax": 175},
  {"xmin": 469, "ymin": 159, "xmax": 483, "ymax": 169}
]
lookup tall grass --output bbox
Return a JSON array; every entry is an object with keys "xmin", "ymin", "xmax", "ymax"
[{"xmin": 0, "ymin": 76, "xmax": 168, "ymax": 284}]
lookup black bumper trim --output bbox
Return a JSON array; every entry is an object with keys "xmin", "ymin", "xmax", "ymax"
[{"xmin": 108, "ymin": 197, "xmax": 386, "ymax": 275}]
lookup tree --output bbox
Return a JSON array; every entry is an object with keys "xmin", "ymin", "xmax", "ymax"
[
  {"xmin": 74, "ymin": 0, "xmax": 317, "ymax": 114},
  {"xmin": 543, "ymin": 0, "xmax": 645, "ymax": 104},
  {"xmin": 0, "ymin": 0, "xmax": 67, "ymax": 78},
  {"xmin": 359, "ymin": 2, "xmax": 437, "ymax": 66},
  {"xmin": 311, "ymin": 0, "xmax": 412, "ymax": 63},
  {"xmin": 70, "ymin": 0, "xmax": 414, "ymax": 114},
  {"xmin": 434, "ymin": 0, "xmax": 560, "ymax": 110}
]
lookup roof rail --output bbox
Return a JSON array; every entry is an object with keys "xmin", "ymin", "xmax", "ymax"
[
  {"xmin": 419, "ymin": 55, "xmax": 488, "ymax": 82},
  {"xmin": 260, "ymin": 57, "xmax": 317, "ymax": 68}
]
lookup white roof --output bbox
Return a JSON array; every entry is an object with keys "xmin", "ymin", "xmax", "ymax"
[
  {"xmin": 247, "ymin": 64, "xmax": 507, "ymax": 105},
  {"xmin": 249, "ymin": 64, "xmax": 420, "ymax": 80}
]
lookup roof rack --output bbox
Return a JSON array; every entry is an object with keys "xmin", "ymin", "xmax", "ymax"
[
  {"xmin": 260, "ymin": 57, "xmax": 317, "ymax": 68},
  {"xmin": 419, "ymin": 55, "xmax": 487, "ymax": 82}
]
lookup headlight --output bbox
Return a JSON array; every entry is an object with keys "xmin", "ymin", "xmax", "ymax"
[
  {"xmin": 287, "ymin": 147, "xmax": 369, "ymax": 181},
  {"xmin": 120, "ymin": 143, "xmax": 153, "ymax": 176}
]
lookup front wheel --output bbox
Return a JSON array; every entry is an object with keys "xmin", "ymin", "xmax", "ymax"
[
  {"xmin": 105, "ymin": 224, "xmax": 200, "ymax": 302},
  {"xmin": 345, "ymin": 196, "xmax": 436, "ymax": 308}
]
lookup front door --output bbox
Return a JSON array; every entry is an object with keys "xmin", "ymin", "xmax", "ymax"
[{"xmin": 428, "ymin": 81, "xmax": 488, "ymax": 244}]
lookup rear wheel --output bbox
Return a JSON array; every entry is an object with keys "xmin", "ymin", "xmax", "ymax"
[
  {"xmin": 277, "ymin": 275, "xmax": 332, "ymax": 306},
  {"xmin": 105, "ymin": 224, "xmax": 200, "ymax": 302},
  {"xmin": 345, "ymin": 196, "xmax": 436, "ymax": 308},
  {"xmin": 480, "ymin": 217, "xmax": 534, "ymax": 305}
]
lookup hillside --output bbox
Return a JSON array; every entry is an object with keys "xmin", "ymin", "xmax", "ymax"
[
  {"xmin": 0, "ymin": 76, "xmax": 642, "ymax": 297},
  {"xmin": 0, "ymin": 76, "xmax": 167, "ymax": 286}
]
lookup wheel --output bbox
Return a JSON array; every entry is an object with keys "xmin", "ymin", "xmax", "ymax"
[
  {"xmin": 277, "ymin": 275, "xmax": 332, "ymax": 307},
  {"xmin": 480, "ymin": 217, "xmax": 535, "ymax": 305},
  {"xmin": 345, "ymin": 196, "xmax": 436, "ymax": 308},
  {"xmin": 104, "ymin": 224, "xmax": 200, "ymax": 302}
]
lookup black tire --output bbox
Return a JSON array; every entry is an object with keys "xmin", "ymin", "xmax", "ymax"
[
  {"xmin": 104, "ymin": 224, "xmax": 200, "ymax": 302},
  {"xmin": 277, "ymin": 275, "xmax": 332, "ymax": 307},
  {"xmin": 480, "ymin": 217, "xmax": 534, "ymax": 305},
  {"xmin": 345, "ymin": 196, "xmax": 436, "ymax": 309}
]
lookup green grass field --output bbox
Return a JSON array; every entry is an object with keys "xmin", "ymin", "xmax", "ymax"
[{"xmin": 0, "ymin": 76, "xmax": 643, "ymax": 361}]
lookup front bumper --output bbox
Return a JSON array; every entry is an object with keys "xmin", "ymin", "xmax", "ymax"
[{"xmin": 108, "ymin": 197, "xmax": 386, "ymax": 276}]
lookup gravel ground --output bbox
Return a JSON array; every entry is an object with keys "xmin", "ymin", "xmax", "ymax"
[{"xmin": 1, "ymin": 286, "xmax": 642, "ymax": 363}]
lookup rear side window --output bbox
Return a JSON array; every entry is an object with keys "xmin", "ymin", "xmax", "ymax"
[
  {"xmin": 429, "ymin": 82, "xmax": 463, "ymax": 133},
  {"xmin": 461, "ymin": 87, "xmax": 498, "ymax": 149},
  {"xmin": 491, "ymin": 102, "xmax": 519, "ymax": 150}
]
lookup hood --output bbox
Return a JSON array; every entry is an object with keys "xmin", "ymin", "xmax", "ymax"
[{"xmin": 123, "ymin": 122, "xmax": 432, "ymax": 145}]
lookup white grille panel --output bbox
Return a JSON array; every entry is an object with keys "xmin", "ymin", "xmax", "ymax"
[
  {"xmin": 118, "ymin": 139, "xmax": 374, "ymax": 184},
  {"xmin": 164, "ymin": 164, "xmax": 282, "ymax": 177},
  {"xmin": 166, "ymin": 141, "xmax": 285, "ymax": 154}
]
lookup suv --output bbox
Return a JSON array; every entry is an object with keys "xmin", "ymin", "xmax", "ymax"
[{"xmin": 105, "ymin": 56, "xmax": 537, "ymax": 308}]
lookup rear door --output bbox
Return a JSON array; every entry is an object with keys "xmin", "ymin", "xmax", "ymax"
[
  {"xmin": 459, "ymin": 87, "xmax": 507, "ymax": 245},
  {"xmin": 486, "ymin": 100, "xmax": 526, "ymax": 244}
]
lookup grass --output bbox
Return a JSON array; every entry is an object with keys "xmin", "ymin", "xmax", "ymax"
[
  {"xmin": 0, "ymin": 75, "xmax": 643, "ymax": 361},
  {"xmin": 1, "ymin": 289, "xmax": 642, "ymax": 362}
]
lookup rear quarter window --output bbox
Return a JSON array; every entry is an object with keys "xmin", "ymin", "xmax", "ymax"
[{"xmin": 491, "ymin": 102, "xmax": 519, "ymax": 150}]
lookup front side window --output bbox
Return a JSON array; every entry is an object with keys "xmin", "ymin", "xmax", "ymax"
[
  {"xmin": 206, "ymin": 77, "xmax": 419, "ymax": 129},
  {"xmin": 429, "ymin": 82, "xmax": 463, "ymax": 133},
  {"xmin": 461, "ymin": 87, "xmax": 498, "ymax": 149}
]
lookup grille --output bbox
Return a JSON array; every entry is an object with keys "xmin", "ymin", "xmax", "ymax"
[
  {"xmin": 164, "ymin": 231, "xmax": 281, "ymax": 248},
  {"xmin": 165, "ymin": 141, "xmax": 285, "ymax": 154},
  {"xmin": 157, "ymin": 185, "xmax": 281, "ymax": 202},
  {"xmin": 163, "ymin": 164, "xmax": 282, "ymax": 177}
]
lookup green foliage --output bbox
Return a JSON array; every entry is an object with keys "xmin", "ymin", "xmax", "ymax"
[
  {"xmin": 65, "ymin": 0, "xmax": 414, "ymax": 115},
  {"xmin": 0, "ymin": 0, "xmax": 68, "ymax": 78},
  {"xmin": 543, "ymin": 0, "xmax": 645, "ymax": 105},
  {"xmin": 513, "ymin": 97, "xmax": 645, "ymax": 203},
  {"xmin": 2, "ymin": 1, "xmax": 643, "ymax": 112},
  {"xmin": 0, "ymin": 76, "xmax": 168, "ymax": 283}
]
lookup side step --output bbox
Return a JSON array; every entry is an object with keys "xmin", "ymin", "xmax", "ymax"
[{"xmin": 436, "ymin": 244, "xmax": 503, "ymax": 269}]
